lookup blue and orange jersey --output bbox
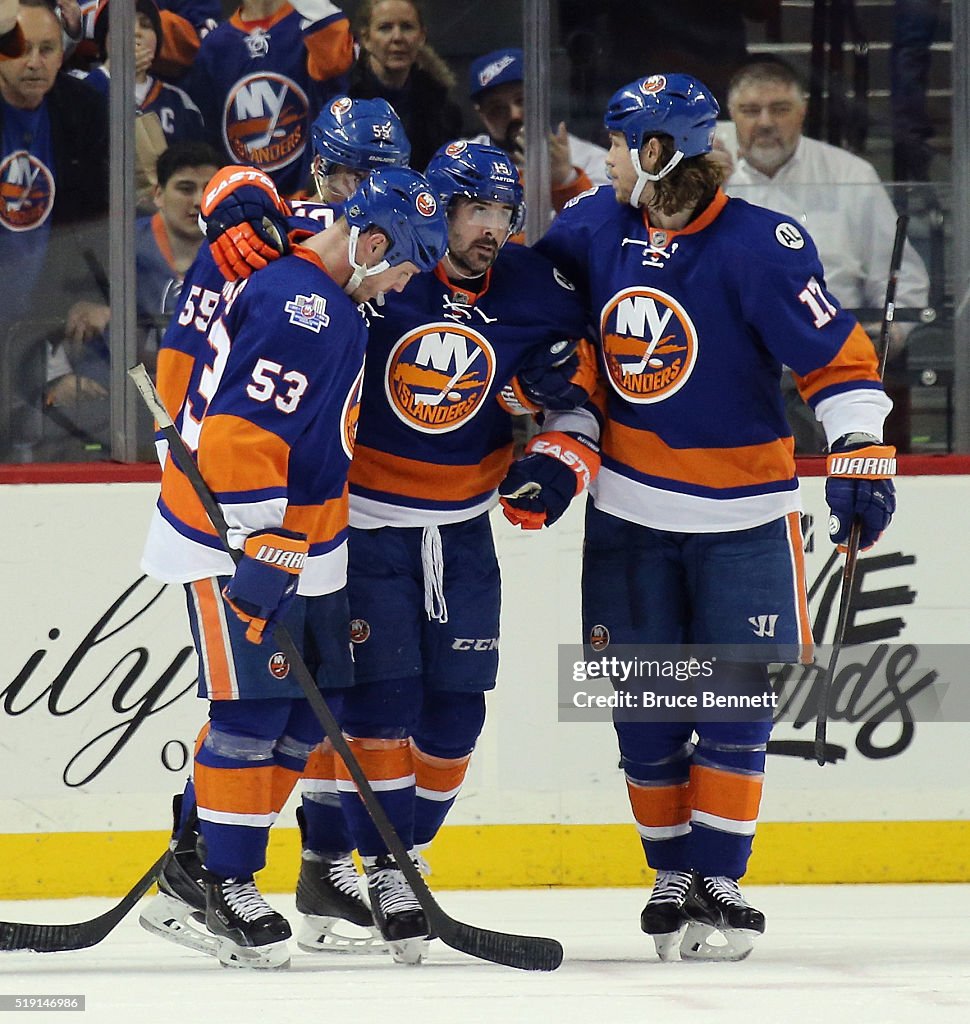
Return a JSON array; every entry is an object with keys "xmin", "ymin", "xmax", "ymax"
[
  {"xmin": 186, "ymin": 2, "xmax": 353, "ymax": 195},
  {"xmin": 535, "ymin": 186, "xmax": 891, "ymax": 533},
  {"xmin": 349, "ymin": 243, "xmax": 591, "ymax": 528},
  {"xmin": 141, "ymin": 243, "xmax": 366, "ymax": 596}
]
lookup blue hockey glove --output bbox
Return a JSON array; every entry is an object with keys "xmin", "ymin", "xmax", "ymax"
[
  {"xmin": 825, "ymin": 433, "xmax": 897, "ymax": 551},
  {"xmin": 499, "ymin": 431, "xmax": 601, "ymax": 529},
  {"xmin": 201, "ymin": 166, "xmax": 291, "ymax": 282},
  {"xmin": 514, "ymin": 338, "xmax": 591, "ymax": 411},
  {"xmin": 222, "ymin": 529, "xmax": 309, "ymax": 644}
]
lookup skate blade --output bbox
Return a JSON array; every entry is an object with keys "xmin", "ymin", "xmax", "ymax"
[
  {"xmin": 650, "ymin": 923, "xmax": 687, "ymax": 962},
  {"xmin": 388, "ymin": 936, "xmax": 430, "ymax": 965},
  {"xmin": 296, "ymin": 915, "xmax": 387, "ymax": 955},
  {"xmin": 138, "ymin": 893, "xmax": 219, "ymax": 957},
  {"xmin": 215, "ymin": 936, "xmax": 291, "ymax": 970},
  {"xmin": 680, "ymin": 922, "xmax": 757, "ymax": 962}
]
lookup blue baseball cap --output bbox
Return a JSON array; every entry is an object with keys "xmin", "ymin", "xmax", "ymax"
[{"xmin": 469, "ymin": 48, "xmax": 524, "ymax": 101}]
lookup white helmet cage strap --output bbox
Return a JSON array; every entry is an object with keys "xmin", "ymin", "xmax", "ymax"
[
  {"xmin": 628, "ymin": 146, "xmax": 685, "ymax": 208},
  {"xmin": 345, "ymin": 224, "xmax": 391, "ymax": 294}
]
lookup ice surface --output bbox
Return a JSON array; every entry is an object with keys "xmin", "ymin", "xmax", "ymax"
[{"xmin": 2, "ymin": 885, "xmax": 968, "ymax": 1023}]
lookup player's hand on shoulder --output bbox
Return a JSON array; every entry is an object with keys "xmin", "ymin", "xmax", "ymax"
[
  {"xmin": 514, "ymin": 338, "xmax": 593, "ymax": 411},
  {"xmin": 499, "ymin": 430, "xmax": 600, "ymax": 529},
  {"xmin": 825, "ymin": 432, "xmax": 896, "ymax": 551},
  {"xmin": 222, "ymin": 528, "xmax": 309, "ymax": 644},
  {"xmin": 202, "ymin": 166, "xmax": 291, "ymax": 282}
]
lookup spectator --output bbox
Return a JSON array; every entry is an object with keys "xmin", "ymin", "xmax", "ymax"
[
  {"xmin": 347, "ymin": 0, "xmax": 461, "ymax": 172},
  {"xmin": 33, "ymin": 140, "xmax": 217, "ymax": 462},
  {"xmin": 723, "ymin": 57, "xmax": 929, "ymax": 451},
  {"xmin": 185, "ymin": 0, "xmax": 354, "ymax": 198},
  {"xmin": 0, "ymin": 0, "xmax": 108, "ymax": 329},
  {"xmin": 468, "ymin": 46, "xmax": 608, "ymax": 214},
  {"xmin": 81, "ymin": 0, "xmax": 204, "ymax": 147},
  {"xmin": 153, "ymin": 0, "xmax": 221, "ymax": 80}
]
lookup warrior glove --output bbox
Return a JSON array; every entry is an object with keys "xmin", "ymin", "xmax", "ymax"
[
  {"xmin": 825, "ymin": 432, "xmax": 897, "ymax": 551},
  {"xmin": 222, "ymin": 529, "xmax": 309, "ymax": 644}
]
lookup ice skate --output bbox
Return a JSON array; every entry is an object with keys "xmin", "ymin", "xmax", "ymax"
[
  {"xmin": 680, "ymin": 873, "xmax": 766, "ymax": 962},
  {"xmin": 139, "ymin": 795, "xmax": 218, "ymax": 957},
  {"xmin": 639, "ymin": 869, "xmax": 692, "ymax": 961},
  {"xmin": 364, "ymin": 855, "xmax": 431, "ymax": 965},
  {"xmin": 295, "ymin": 851, "xmax": 385, "ymax": 954},
  {"xmin": 204, "ymin": 875, "xmax": 292, "ymax": 970}
]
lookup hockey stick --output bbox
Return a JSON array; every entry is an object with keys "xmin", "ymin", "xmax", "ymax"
[
  {"xmin": 813, "ymin": 213, "xmax": 908, "ymax": 766},
  {"xmin": 0, "ymin": 851, "xmax": 170, "ymax": 953},
  {"xmin": 128, "ymin": 364, "xmax": 563, "ymax": 972}
]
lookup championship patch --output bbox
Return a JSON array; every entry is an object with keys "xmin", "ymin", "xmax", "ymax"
[
  {"xmin": 285, "ymin": 292, "xmax": 331, "ymax": 332},
  {"xmin": 590, "ymin": 625, "xmax": 610, "ymax": 652},
  {"xmin": 385, "ymin": 322, "xmax": 495, "ymax": 434},
  {"xmin": 268, "ymin": 652, "xmax": 290, "ymax": 679},
  {"xmin": 599, "ymin": 287, "xmax": 697, "ymax": 403},
  {"xmin": 350, "ymin": 618, "xmax": 371, "ymax": 644}
]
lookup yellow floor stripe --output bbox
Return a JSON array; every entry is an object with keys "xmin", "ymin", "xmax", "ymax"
[{"xmin": 2, "ymin": 821, "xmax": 968, "ymax": 899}]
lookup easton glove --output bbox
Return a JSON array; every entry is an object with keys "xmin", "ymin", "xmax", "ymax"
[
  {"xmin": 499, "ymin": 431, "xmax": 601, "ymax": 529},
  {"xmin": 222, "ymin": 529, "xmax": 309, "ymax": 644},
  {"xmin": 201, "ymin": 166, "xmax": 291, "ymax": 282},
  {"xmin": 825, "ymin": 432, "xmax": 897, "ymax": 551}
]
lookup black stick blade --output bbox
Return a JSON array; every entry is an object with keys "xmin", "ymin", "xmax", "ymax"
[
  {"xmin": 434, "ymin": 915, "xmax": 564, "ymax": 971},
  {"xmin": 0, "ymin": 852, "xmax": 168, "ymax": 953}
]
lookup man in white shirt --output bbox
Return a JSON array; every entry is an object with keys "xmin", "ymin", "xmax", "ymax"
[{"xmin": 722, "ymin": 57, "xmax": 929, "ymax": 451}]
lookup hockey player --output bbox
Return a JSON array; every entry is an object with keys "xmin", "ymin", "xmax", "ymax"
[
  {"xmin": 138, "ymin": 166, "xmax": 447, "ymax": 970},
  {"xmin": 185, "ymin": 0, "xmax": 355, "ymax": 197},
  {"xmin": 200, "ymin": 140, "xmax": 596, "ymax": 963},
  {"xmin": 501, "ymin": 74, "xmax": 897, "ymax": 961},
  {"xmin": 138, "ymin": 99, "xmax": 415, "ymax": 961}
]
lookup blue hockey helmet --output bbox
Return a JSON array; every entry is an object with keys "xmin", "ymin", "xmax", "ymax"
[
  {"xmin": 425, "ymin": 141, "xmax": 526, "ymax": 236},
  {"xmin": 605, "ymin": 74, "xmax": 719, "ymax": 205},
  {"xmin": 343, "ymin": 167, "xmax": 448, "ymax": 286},
  {"xmin": 311, "ymin": 95, "xmax": 412, "ymax": 174}
]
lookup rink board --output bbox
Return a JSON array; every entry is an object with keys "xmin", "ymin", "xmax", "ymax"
[{"xmin": 1, "ymin": 467, "xmax": 969, "ymax": 896}]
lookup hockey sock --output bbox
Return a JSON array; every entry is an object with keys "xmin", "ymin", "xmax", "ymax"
[
  {"xmin": 300, "ymin": 743, "xmax": 354, "ymax": 855},
  {"xmin": 271, "ymin": 731, "xmax": 316, "ymax": 814},
  {"xmin": 194, "ymin": 723, "xmax": 278, "ymax": 878},
  {"xmin": 690, "ymin": 724, "xmax": 769, "ymax": 878},
  {"xmin": 411, "ymin": 745, "xmax": 472, "ymax": 848},
  {"xmin": 616, "ymin": 723, "xmax": 694, "ymax": 870},
  {"xmin": 336, "ymin": 738, "xmax": 415, "ymax": 858}
]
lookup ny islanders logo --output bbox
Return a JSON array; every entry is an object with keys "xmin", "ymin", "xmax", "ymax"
[
  {"xmin": 340, "ymin": 363, "xmax": 365, "ymax": 459},
  {"xmin": 224, "ymin": 73, "xmax": 309, "ymax": 172},
  {"xmin": 0, "ymin": 153, "xmax": 55, "ymax": 232},
  {"xmin": 600, "ymin": 287, "xmax": 697, "ymax": 403},
  {"xmin": 385, "ymin": 323, "xmax": 495, "ymax": 434}
]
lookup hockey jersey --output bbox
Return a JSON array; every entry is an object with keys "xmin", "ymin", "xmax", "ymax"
[
  {"xmin": 348, "ymin": 244, "xmax": 591, "ymax": 528},
  {"xmin": 186, "ymin": 3, "xmax": 352, "ymax": 196},
  {"xmin": 141, "ymin": 244, "xmax": 366, "ymax": 596},
  {"xmin": 535, "ymin": 186, "xmax": 891, "ymax": 533}
]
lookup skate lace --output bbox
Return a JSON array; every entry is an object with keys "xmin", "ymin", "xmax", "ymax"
[
  {"xmin": 370, "ymin": 867, "xmax": 421, "ymax": 916},
  {"xmin": 704, "ymin": 876, "xmax": 749, "ymax": 908},
  {"xmin": 221, "ymin": 878, "xmax": 276, "ymax": 922},
  {"xmin": 649, "ymin": 870, "xmax": 692, "ymax": 906},
  {"xmin": 327, "ymin": 855, "xmax": 364, "ymax": 900}
]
